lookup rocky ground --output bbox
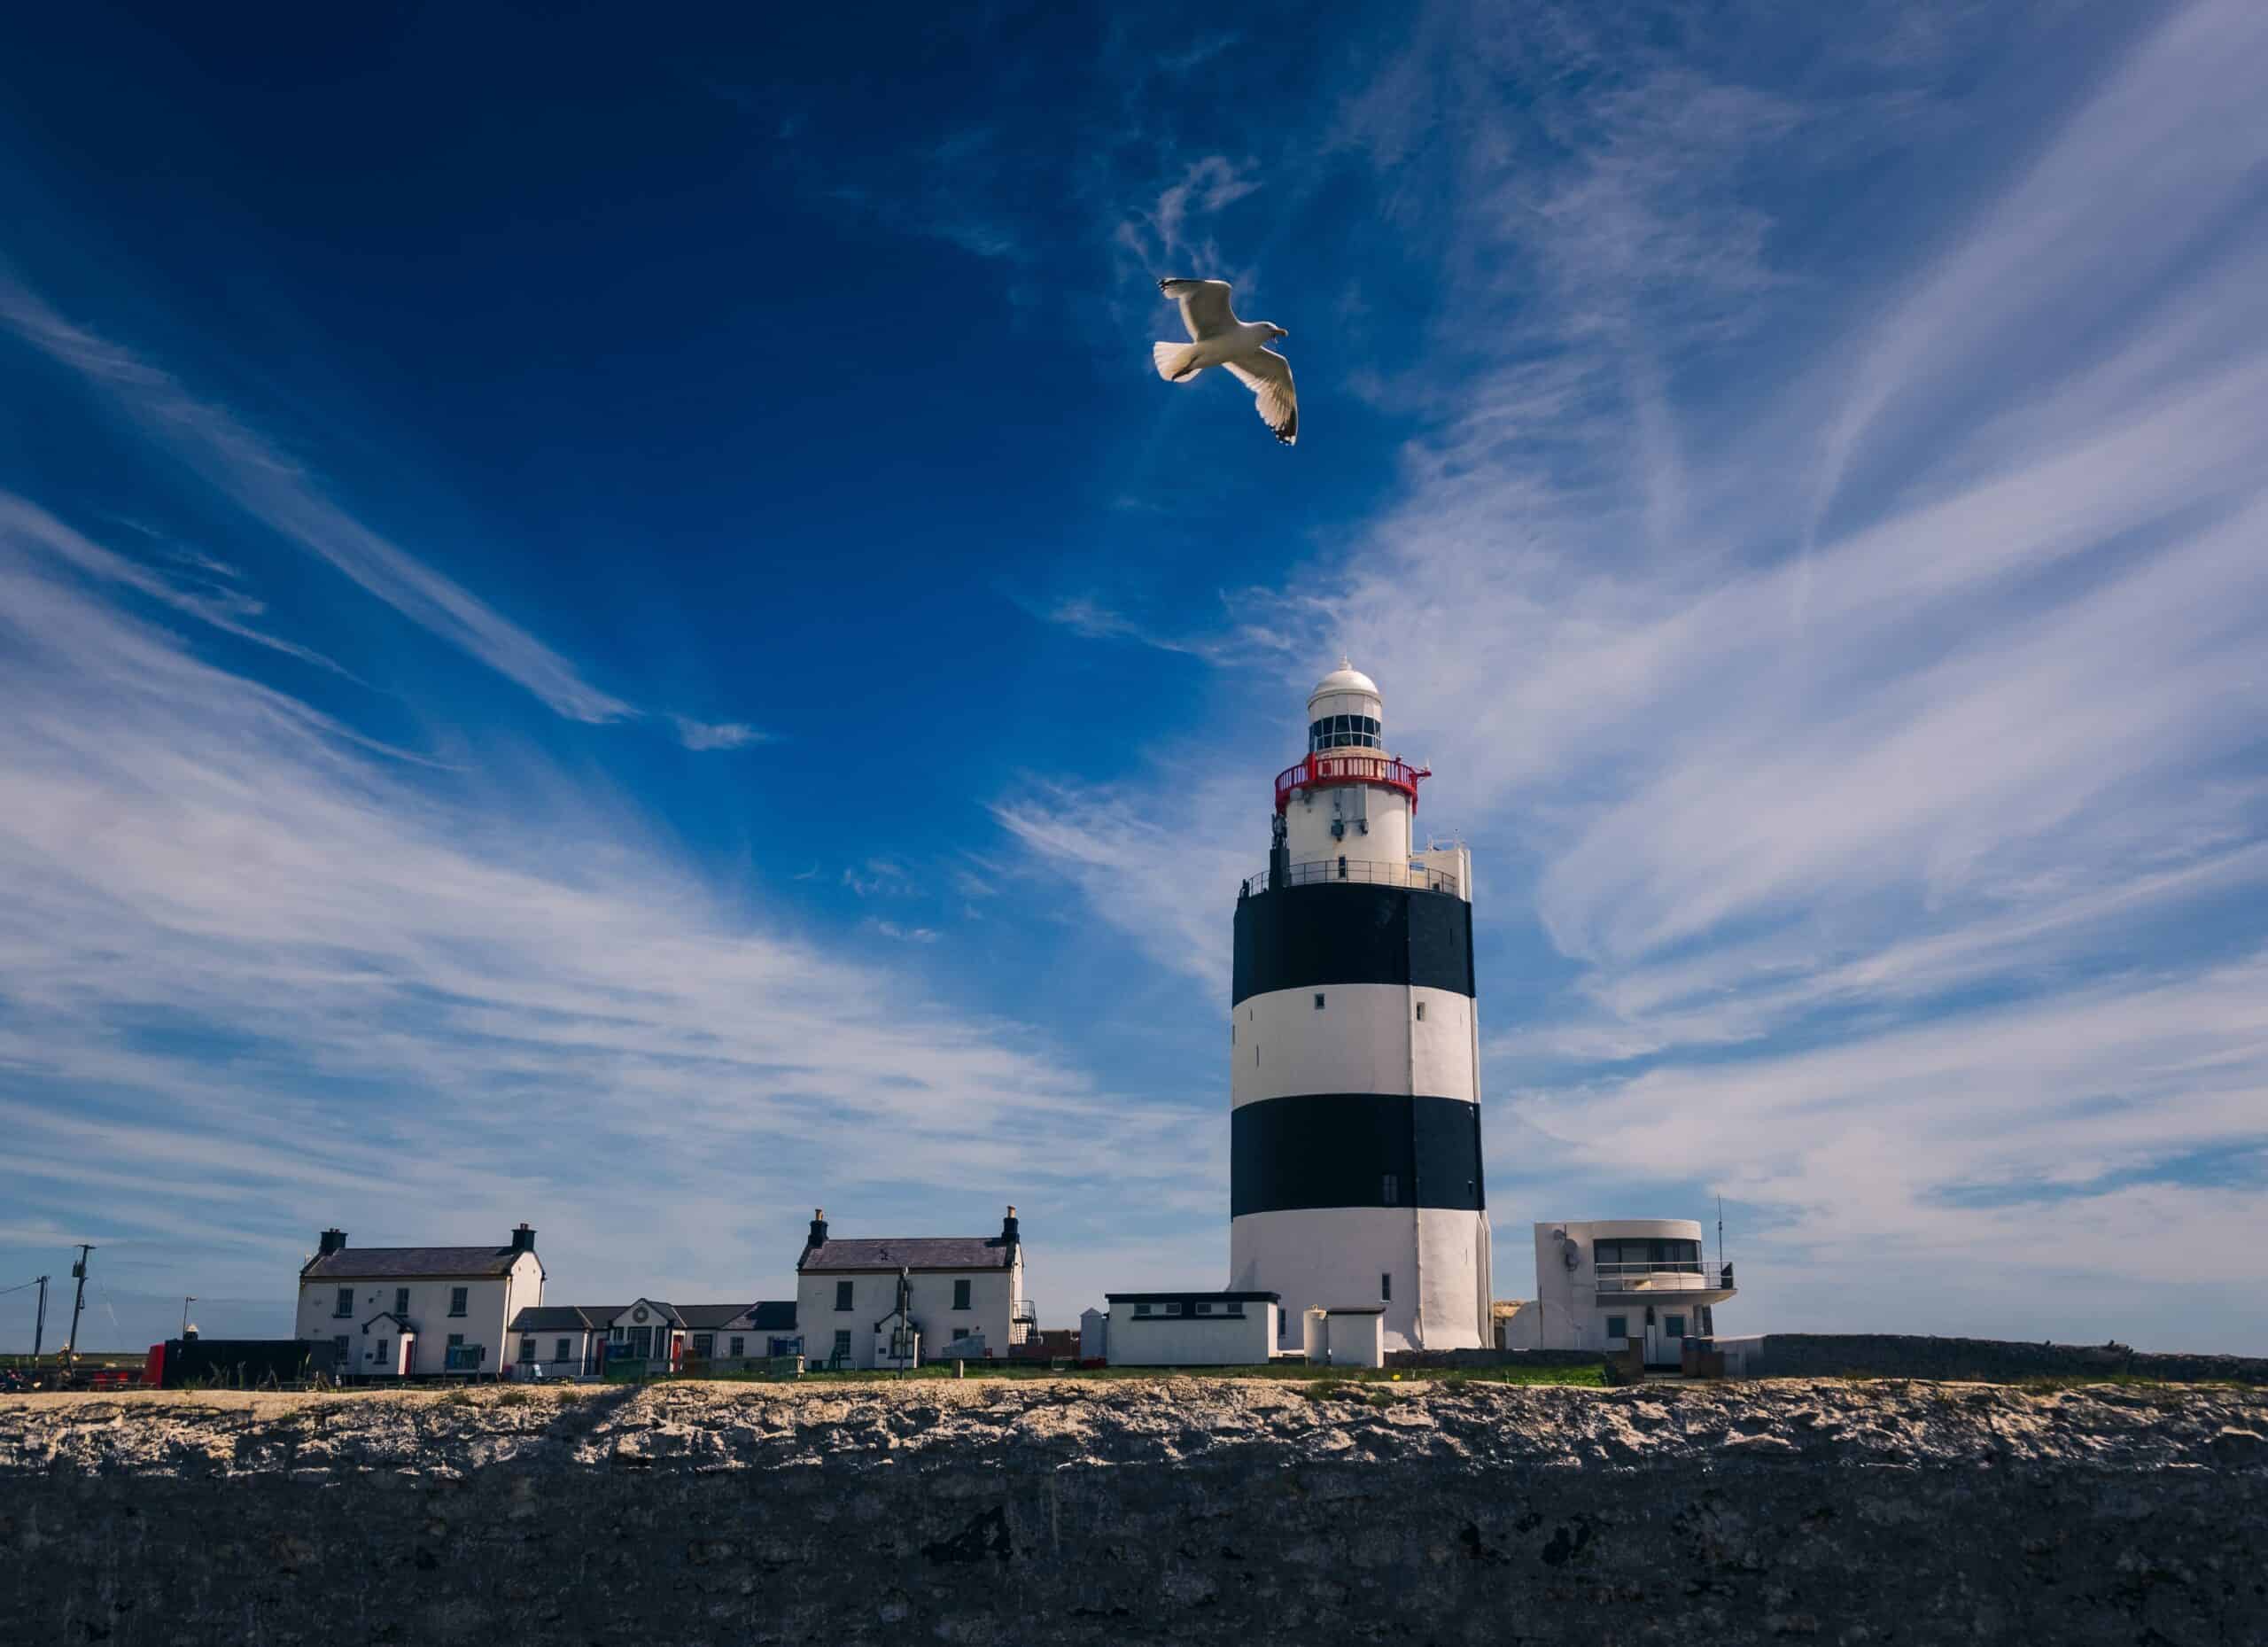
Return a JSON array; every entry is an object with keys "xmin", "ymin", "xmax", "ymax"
[{"xmin": 3, "ymin": 1378, "xmax": 2264, "ymax": 1643}]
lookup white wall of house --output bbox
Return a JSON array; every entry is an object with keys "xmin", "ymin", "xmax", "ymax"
[
  {"xmin": 1103, "ymin": 1301, "xmax": 1278, "ymax": 1366},
  {"xmin": 796, "ymin": 1263, "xmax": 1020, "ymax": 1371},
  {"xmin": 298, "ymin": 1255, "xmax": 542, "ymax": 1376},
  {"xmin": 513, "ymin": 1325, "xmax": 602, "ymax": 1377}
]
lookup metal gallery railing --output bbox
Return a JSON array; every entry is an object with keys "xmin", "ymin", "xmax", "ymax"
[{"xmin": 1240, "ymin": 858, "xmax": 1462, "ymax": 898}]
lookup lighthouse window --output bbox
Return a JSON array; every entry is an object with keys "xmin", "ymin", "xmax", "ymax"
[
  {"xmin": 1309, "ymin": 715, "xmax": 1383, "ymax": 752},
  {"xmin": 1313, "ymin": 992, "xmax": 1325, "ymax": 1010},
  {"xmin": 1380, "ymin": 1273, "xmax": 1391, "ymax": 1301},
  {"xmin": 1414, "ymin": 1001, "xmax": 1426, "ymax": 1022}
]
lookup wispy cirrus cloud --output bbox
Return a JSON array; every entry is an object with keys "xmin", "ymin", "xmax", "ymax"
[{"xmin": 0, "ymin": 271, "xmax": 765, "ymax": 746}]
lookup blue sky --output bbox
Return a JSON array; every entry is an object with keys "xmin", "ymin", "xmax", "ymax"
[{"xmin": 3, "ymin": 1, "xmax": 2264, "ymax": 1356}]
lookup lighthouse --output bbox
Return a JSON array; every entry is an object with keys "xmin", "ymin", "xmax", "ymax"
[{"xmin": 1228, "ymin": 663, "xmax": 1491, "ymax": 1350}]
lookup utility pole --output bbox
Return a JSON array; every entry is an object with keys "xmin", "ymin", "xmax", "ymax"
[
  {"xmin": 32, "ymin": 1277, "xmax": 49, "ymax": 1359},
  {"xmin": 66, "ymin": 1245, "xmax": 94, "ymax": 1364}
]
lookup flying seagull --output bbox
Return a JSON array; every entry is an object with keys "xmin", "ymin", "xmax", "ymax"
[{"xmin": 1153, "ymin": 277, "xmax": 1297, "ymax": 446}]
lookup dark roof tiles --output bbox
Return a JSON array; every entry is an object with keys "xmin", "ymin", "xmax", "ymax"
[
  {"xmin": 798, "ymin": 1236, "xmax": 1014, "ymax": 1272},
  {"xmin": 303, "ymin": 1246, "xmax": 534, "ymax": 1279}
]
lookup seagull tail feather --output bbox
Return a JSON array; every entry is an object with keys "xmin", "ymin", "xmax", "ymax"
[{"xmin": 1153, "ymin": 341, "xmax": 1206, "ymax": 383}]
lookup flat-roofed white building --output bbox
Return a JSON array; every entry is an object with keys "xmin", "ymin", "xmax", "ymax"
[
  {"xmin": 1100, "ymin": 1292, "xmax": 1280, "ymax": 1366},
  {"xmin": 1499, "ymin": 1220, "xmax": 1736, "ymax": 1370},
  {"xmin": 794, "ymin": 1206, "xmax": 1031, "ymax": 1370},
  {"xmin": 297, "ymin": 1224, "xmax": 544, "ymax": 1378}
]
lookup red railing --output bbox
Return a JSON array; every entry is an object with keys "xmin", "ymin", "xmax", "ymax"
[{"xmin": 1275, "ymin": 753, "xmax": 1430, "ymax": 813}]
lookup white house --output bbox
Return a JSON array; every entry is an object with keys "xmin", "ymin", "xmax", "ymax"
[
  {"xmin": 794, "ymin": 1206, "xmax": 1031, "ymax": 1370},
  {"xmin": 1498, "ymin": 1220, "xmax": 1736, "ymax": 1370},
  {"xmin": 1099, "ymin": 1292, "xmax": 1280, "ymax": 1366},
  {"xmin": 298, "ymin": 1224, "xmax": 545, "ymax": 1379}
]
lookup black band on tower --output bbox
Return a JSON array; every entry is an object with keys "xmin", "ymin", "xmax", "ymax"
[
  {"xmin": 1231, "ymin": 1093, "xmax": 1485, "ymax": 1216},
  {"xmin": 1231, "ymin": 883, "xmax": 1474, "ymax": 1006}
]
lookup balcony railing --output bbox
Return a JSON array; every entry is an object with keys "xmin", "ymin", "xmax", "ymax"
[
  {"xmin": 1240, "ymin": 858, "xmax": 1462, "ymax": 898},
  {"xmin": 1594, "ymin": 1262, "xmax": 1736, "ymax": 1294},
  {"xmin": 1275, "ymin": 753, "xmax": 1430, "ymax": 814}
]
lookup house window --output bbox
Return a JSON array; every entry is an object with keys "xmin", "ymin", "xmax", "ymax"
[
  {"xmin": 374, "ymin": 1339, "xmax": 388, "ymax": 1363},
  {"xmin": 831, "ymin": 1329, "xmax": 852, "ymax": 1362},
  {"xmin": 1698, "ymin": 1308, "xmax": 1713, "ymax": 1337},
  {"xmin": 1380, "ymin": 1273, "xmax": 1392, "ymax": 1301},
  {"xmin": 1133, "ymin": 1303, "xmax": 1153, "ymax": 1317},
  {"xmin": 1381, "ymin": 1173, "xmax": 1399, "ymax": 1206},
  {"xmin": 1666, "ymin": 1315, "xmax": 1688, "ymax": 1340},
  {"xmin": 729, "ymin": 1336, "xmax": 745, "ymax": 1357},
  {"xmin": 692, "ymin": 1333, "xmax": 714, "ymax": 1357},
  {"xmin": 333, "ymin": 1286, "xmax": 353, "ymax": 1318},
  {"xmin": 332, "ymin": 1334, "xmax": 349, "ymax": 1363},
  {"xmin": 1415, "ymin": 1000, "xmax": 1426, "ymax": 1022},
  {"xmin": 394, "ymin": 1286, "xmax": 409, "ymax": 1317},
  {"xmin": 1604, "ymin": 1316, "xmax": 1628, "ymax": 1341},
  {"xmin": 448, "ymin": 1287, "xmax": 468, "ymax": 1317},
  {"xmin": 556, "ymin": 1338, "xmax": 571, "ymax": 1363},
  {"xmin": 953, "ymin": 1279, "xmax": 972, "ymax": 1310},
  {"xmin": 519, "ymin": 1336, "xmax": 535, "ymax": 1362},
  {"xmin": 447, "ymin": 1333, "xmax": 464, "ymax": 1348},
  {"xmin": 835, "ymin": 1281, "xmax": 854, "ymax": 1311}
]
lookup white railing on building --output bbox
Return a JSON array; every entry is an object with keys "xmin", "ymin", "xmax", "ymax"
[{"xmin": 1593, "ymin": 1262, "xmax": 1736, "ymax": 1294}]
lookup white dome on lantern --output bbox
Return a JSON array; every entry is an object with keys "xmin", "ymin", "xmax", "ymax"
[{"xmin": 1309, "ymin": 659, "xmax": 1379, "ymax": 706}]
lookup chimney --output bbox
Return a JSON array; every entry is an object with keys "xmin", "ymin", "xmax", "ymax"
[
  {"xmin": 318, "ymin": 1228, "xmax": 347, "ymax": 1256},
  {"xmin": 509, "ymin": 1223, "xmax": 536, "ymax": 1255},
  {"xmin": 806, "ymin": 1208, "xmax": 828, "ymax": 1250},
  {"xmin": 1001, "ymin": 1204, "xmax": 1020, "ymax": 1247}
]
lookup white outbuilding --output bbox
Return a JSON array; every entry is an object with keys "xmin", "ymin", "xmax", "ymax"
[{"xmin": 1099, "ymin": 1292, "xmax": 1281, "ymax": 1366}]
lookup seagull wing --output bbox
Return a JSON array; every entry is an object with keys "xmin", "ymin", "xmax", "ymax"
[
  {"xmin": 1159, "ymin": 277, "xmax": 1239, "ymax": 340},
  {"xmin": 1223, "ymin": 349, "xmax": 1298, "ymax": 447}
]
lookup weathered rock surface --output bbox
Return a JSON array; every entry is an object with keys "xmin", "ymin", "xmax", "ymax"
[{"xmin": 3, "ymin": 1378, "xmax": 2264, "ymax": 1643}]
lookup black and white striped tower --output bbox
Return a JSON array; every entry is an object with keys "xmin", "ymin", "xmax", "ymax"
[{"xmin": 1229, "ymin": 663, "xmax": 1490, "ymax": 1351}]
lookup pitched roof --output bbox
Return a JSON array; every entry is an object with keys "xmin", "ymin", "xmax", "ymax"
[
  {"xmin": 302, "ymin": 1246, "xmax": 533, "ymax": 1279},
  {"xmin": 509, "ymin": 1305, "xmax": 621, "ymax": 1332},
  {"xmin": 798, "ymin": 1235, "xmax": 1014, "ymax": 1272},
  {"xmin": 738, "ymin": 1301, "xmax": 797, "ymax": 1331},
  {"xmin": 675, "ymin": 1302, "xmax": 753, "ymax": 1331}
]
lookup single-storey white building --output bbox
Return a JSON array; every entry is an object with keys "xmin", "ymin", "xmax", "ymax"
[
  {"xmin": 794, "ymin": 1206, "xmax": 1031, "ymax": 1370},
  {"xmin": 1099, "ymin": 1292, "xmax": 1280, "ymax": 1366},
  {"xmin": 298, "ymin": 1224, "xmax": 544, "ymax": 1379},
  {"xmin": 1498, "ymin": 1220, "xmax": 1736, "ymax": 1370},
  {"xmin": 509, "ymin": 1299, "xmax": 799, "ymax": 1379}
]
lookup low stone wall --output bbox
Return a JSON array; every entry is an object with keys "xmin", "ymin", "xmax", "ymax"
[
  {"xmin": 3, "ymin": 1379, "xmax": 2264, "ymax": 1644},
  {"xmin": 1746, "ymin": 1332, "xmax": 2268, "ymax": 1385}
]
